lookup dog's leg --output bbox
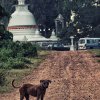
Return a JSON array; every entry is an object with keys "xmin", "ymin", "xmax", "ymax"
[
  {"xmin": 19, "ymin": 88, "xmax": 25, "ymax": 100},
  {"xmin": 37, "ymin": 94, "xmax": 41, "ymax": 100},
  {"xmin": 37, "ymin": 96, "xmax": 40, "ymax": 100},
  {"xmin": 25, "ymin": 94, "xmax": 29, "ymax": 100},
  {"xmin": 20, "ymin": 95, "xmax": 24, "ymax": 100},
  {"xmin": 41, "ymin": 94, "xmax": 45, "ymax": 100}
]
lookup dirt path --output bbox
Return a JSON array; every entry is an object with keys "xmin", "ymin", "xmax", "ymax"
[{"xmin": 0, "ymin": 51, "xmax": 100, "ymax": 100}]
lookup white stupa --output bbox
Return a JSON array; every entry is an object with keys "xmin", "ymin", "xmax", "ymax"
[
  {"xmin": 28, "ymin": 29, "xmax": 49, "ymax": 42},
  {"xmin": 49, "ymin": 30, "xmax": 58, "ymax": 41},
  {"xmin": 7, "ymin": 0, "xmax": 37, "ymax": 41},
  {"xmin": 7, "ymin": 0, "xmax": 58, "ymax": 43}
]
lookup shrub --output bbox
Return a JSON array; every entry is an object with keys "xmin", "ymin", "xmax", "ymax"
[
  {"xmin": 11, "ymin": 58, "xmax": 26, "ymax": 69},
  {"xmin": 22, "ymin": 42, "xmax": 38, "ymax": 57},
  {"xmin": 0, "ymin": 48, "xmax": 13, "ymax": 61},
  {"xmin": 0, "ymin": 41, "xmax": 38, "ymax": 69},
  {"xmin": 0, "ymin": 70, "xmax": 7, "ymax": 86},
  {"xmin": 1, "ymin": 57, "xmax": 29, "ymax": 69}
]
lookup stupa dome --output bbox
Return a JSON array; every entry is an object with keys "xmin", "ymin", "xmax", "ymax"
[
  {"xmin": 8, "ymin": 6, "xmax": 36, "ymax": 26},
  {"xmin": 7, "ymin": 0, "xmax": 37, "ymax": 41}
]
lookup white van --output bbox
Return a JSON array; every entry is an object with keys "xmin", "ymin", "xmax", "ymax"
[{"xmin": 78, "ymin": 38, "xmax": 100, "ymax": 50}]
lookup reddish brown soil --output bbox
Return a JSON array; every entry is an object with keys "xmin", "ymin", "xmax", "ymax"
[{"xmin": 0, "ymin": 50, "xmax": 100, "ymax": 100}]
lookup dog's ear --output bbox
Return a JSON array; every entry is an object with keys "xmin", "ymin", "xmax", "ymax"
[
  {"xmin": 40, "ymin": 80, "xmax": 44, "ymax": 83},
  {"xmin": 48, "ymin": 80, "xmax": 52, "ymax": 83}
]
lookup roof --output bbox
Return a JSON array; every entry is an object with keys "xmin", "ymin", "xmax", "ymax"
[
  {"xmin": 55, "ymin": 14, "xmax": 64, "ymax": 21},
  {"xmin": 79, "ymin": 38, "xmax": 100, "ymax": 40}
]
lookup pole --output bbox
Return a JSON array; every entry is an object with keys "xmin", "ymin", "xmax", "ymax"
[{"xmin": 70, "ymin": 36, "xmax": 74, "ymax": 51}]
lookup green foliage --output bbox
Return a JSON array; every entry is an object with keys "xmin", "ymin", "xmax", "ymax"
[
  {"xmin": 28, "ymin": 0, "xmax": 100, "ymax": 39},
  {"xmin": 6, "ymin": 58, "xmax": 26, "ymax": 69},
  {"xmin": 0, "ymin": 5, "xmax": 11, "ymax": 41},
  {"xmin": 0, "ymin": 24, "xmax": 13, "ymax": 41},
  {"xmin": 1, "ymin": 31, "xmax": 13, "ymax": 40},
  {"xmin": 0, "ymin": 40, "xmax": 37, "ymax": 69},
  {"xmin": 0, "ymin": 48, "xmax": 13, "ymax": 61},
  {"xmin": 21, "ymin": 42, "xmax": 38, "ymax": 57},
  {"xmin": 0, "ymin": 70, "xmax": 7, "ymax": 86},
  {"xmin": 0, "ymin": 5, "xmax": 10, "ymax": 20}
]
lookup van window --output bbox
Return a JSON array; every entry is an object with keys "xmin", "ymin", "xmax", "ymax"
[
  {"xmin": 92, "ymin": 39, "xmax": 96, "ymax": 43},
  {"xmin": 87, "ymin": 40, "xmax": 91, "ymax": 44},
  {"xmin": 79, "ymin": 39, "xmax": 85, "ymax": 44}
]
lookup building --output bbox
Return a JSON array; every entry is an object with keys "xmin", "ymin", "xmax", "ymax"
[{"xmin": 7, "ymin": 0, "xmax": 58, "ymax": 44}]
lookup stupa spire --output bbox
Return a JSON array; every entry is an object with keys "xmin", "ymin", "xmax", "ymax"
[{"xmin": 18, "ymin": 0, "xmax": 25, "ymax": 5}]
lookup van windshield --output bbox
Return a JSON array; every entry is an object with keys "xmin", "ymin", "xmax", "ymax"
[{"xmin": 79, "ymin": 39, "xmax": 85, "ymax": 44}]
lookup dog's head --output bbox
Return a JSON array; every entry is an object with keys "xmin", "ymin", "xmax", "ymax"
[{"xmin": 40, "ymin": 80, "xmax": 51, "ymax": 88}]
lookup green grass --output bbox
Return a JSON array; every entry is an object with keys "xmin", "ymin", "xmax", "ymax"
[
  {"xmin": 88, "ymin": 49, "xmax": 100, "ymax": 62},
  {"xmin": 0, "ymin": 69, "xmax": 31, "ymax": 93},
  {"xmin": 97, "ymin": 60, "xmax": 100, "ymax": 63},
  {"xmin": 0, "ymin": 50, "xmax": 50, "ymax": 93},
  {"xmin": 89, "ymin": 49, "xmax": 100, "ymax": 56}
]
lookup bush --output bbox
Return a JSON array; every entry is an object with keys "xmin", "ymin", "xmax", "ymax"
[
  {"xmin": 21, "ymin": 42, "xmax": 38, "ymax": 57},
  {"xmin": 0, "ymin": 57, "xmax": 30, "ymax": 69},
  {"xmin": 0, "ymin": 48, "xmax": 13, "ymax": 61},
  {"xmin": 0, "ymin": 41, "xmax": 38, "ymax": 69},
  {"xmin": 0, "ymin": 70, "xmax": 7, "ymax": 86},
  {"xmin": 11, "ymin": 58, "xmax": 26, "ymax": 69}
]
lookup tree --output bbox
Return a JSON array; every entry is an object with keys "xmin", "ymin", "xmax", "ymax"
[
  {"xmin": 0, "ymin": 5, "xmax": 10, "ymax": 20},
  {"xmin": 60, "ymin": 0, "xmax": 100, "ymax": 39},
  {"xmin": 0, "ymin": 5, "xmax": 12, "ymax": 40}
]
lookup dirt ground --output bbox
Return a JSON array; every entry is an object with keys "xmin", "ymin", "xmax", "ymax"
[{"xmin": 0, "ymin": 50, "xmax": 100, "ymax": 100}]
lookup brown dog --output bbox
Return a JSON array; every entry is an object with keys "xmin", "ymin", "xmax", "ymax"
[{"xmin": 12, "ymin": 79, "xmax": 51, "ymax": 100}]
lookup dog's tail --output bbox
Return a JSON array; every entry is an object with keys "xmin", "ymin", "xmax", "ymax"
[{"xmin": 12, "ymin": 79, "xmax": 20, "ymax": 88}]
